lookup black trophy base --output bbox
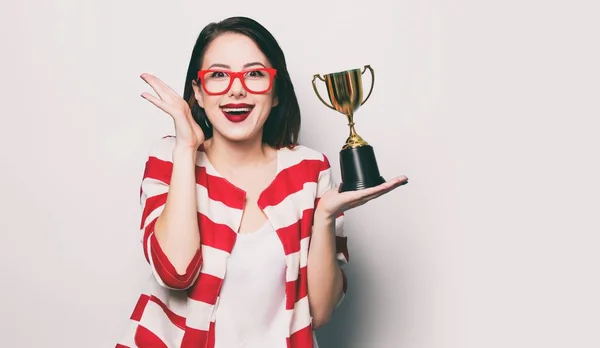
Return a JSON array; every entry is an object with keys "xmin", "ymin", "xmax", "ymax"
[{"xmin": 339, "ymin": 145, "xmax": 385, "ymax": 192}]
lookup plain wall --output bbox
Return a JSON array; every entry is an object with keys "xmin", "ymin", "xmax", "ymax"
[{"xmin": 1, "ymin": 0, "xmax": 599, "ymax": 347}]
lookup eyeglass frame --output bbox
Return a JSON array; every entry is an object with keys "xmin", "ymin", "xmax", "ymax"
[{"xmin": 196, "ymin": 67, "xmax": 278, "ymax": 96}]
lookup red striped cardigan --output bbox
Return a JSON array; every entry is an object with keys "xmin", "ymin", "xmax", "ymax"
[{"xmin": 116, "ymin": 135, "xmax": 349, "ymax": 348}]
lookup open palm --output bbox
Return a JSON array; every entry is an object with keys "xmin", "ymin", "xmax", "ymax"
[
  {"xmin": 141, "ymin": 73, "xmax": 205, "ymax": 150},
  {"xmin": 317, "ymin": 176, "xmax": 409, "ymax": 218}
]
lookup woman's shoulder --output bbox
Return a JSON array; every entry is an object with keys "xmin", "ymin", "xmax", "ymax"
[
  {"xmin": 149, "ymin": 134, "xmax": 176, "ymax": 149},
  {"xmin": 280, "ymin": 144, "xmax": 334, "ymax": 175},
  {"xmin": 145, "ymin": 135, "xmax": 178, "ymax": 161},
  {"xmin": 283, "ymin": 144, "xmax": 330, "ymax": 163}
]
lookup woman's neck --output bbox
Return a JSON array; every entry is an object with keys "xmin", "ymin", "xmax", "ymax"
[{"xmin": 203, "ymin": 132, "xmax": 275, "ymax": 174}]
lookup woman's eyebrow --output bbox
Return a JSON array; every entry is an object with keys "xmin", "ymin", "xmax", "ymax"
[
  {"xmin": 243, "ymin": 62, "xmax": 266, "ymax": 68},
  {"xmin": 206, "ymin": 62, "xmax": 266, "ymax": 70}
]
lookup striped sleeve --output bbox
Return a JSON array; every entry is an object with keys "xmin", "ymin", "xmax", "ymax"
[
  {"xmin": 315, "ymin": 154, "xmax": 350, "ymax": 302},
  {"xmin": 139, "ymin": 136, "xmax": 203, "ymax": 290}
]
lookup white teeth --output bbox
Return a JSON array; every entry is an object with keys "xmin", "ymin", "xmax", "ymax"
[{"xmin": 222, "ymin": 107, "xmax": 252, "ymax": 112}]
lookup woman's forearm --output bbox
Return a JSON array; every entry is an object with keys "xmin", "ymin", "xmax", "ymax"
[
  {"xmin": 307, "ymin": 209, "xmax": 344, "ymax": 329},
  {"xmin": 154, "ymin": 145, "xmax": 201, "ymax": 275}
]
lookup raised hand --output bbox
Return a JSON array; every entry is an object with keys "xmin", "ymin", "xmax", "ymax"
[
  {"xmin": 316, "ymin": 176, "xmax": 409, "ymax": 219},
  {"xmin": 140, "ymin": 73, "xmax": 205, "ymax": 150}
]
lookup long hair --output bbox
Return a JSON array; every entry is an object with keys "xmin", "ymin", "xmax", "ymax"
[{"xmin": 183, "ymin": 17, "xmax": 301, "ymax": 149}]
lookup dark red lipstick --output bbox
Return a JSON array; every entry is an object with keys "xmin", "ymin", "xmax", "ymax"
[{"xmin": 220, "ymin": 103, "xmax": 254, "ymax": 123}]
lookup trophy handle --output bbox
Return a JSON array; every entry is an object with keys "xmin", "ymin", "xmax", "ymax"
[
  {"xmin": 311, "ymin": 74, "xmax": 336, "ymax": 111},
  {"xmin": 361, "ymin": 65, "xmax": 375, "ymax": 106}
]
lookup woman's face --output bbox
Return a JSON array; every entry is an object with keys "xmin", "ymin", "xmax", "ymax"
[{"xmin": 193, "ymin": 32, "xmax": 278, "ymax": 143}]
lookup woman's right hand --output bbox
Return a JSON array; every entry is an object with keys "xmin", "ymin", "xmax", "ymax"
[{"xmin": 140, "ymin": 73, "xmax": 205, "ymax": 150}]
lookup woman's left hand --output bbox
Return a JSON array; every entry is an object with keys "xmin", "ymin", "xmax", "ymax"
[{"xmin": 316, "ymin": 176, "xmax": 409, "ymax": 219}]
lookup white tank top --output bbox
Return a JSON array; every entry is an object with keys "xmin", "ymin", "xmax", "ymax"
[{"xmin": 213, "ymin": 221, "xmax": 289, "ymax": 348}]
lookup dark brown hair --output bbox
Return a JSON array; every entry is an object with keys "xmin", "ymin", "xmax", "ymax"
[{"xmin": 183, "ymin": 16, "xmax": 301, "ymax": 149}]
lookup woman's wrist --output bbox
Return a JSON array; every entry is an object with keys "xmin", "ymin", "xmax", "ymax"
[
  {"xmin": 172, "ymin": 144, "xmax": 198, "ymax": 162},
  {"xmin": 314, "ymin": 208, "xmax": 337, "ymax": 225}
]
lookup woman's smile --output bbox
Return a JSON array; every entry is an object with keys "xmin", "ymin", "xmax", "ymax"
[{"xmin": 220, "ymin": 102, "xmax": 255, "ymax": 123}]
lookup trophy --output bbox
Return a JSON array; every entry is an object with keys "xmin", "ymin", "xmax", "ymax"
[{"xmin": 312, "ymin": 65, "xmax": 386, "ymax": 192}]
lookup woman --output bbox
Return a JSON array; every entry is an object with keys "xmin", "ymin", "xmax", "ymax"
[{"xmin": 117, "ymin": 16, "xmax": 408, "ymax": 348}]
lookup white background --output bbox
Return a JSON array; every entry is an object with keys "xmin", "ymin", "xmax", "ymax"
[{"xmin": 1, "ymin": 0, "xmax": 599, "ymax": 347}]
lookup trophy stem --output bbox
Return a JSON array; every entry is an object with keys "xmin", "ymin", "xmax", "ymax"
[
  {"xmin": 343, "ymin": 112, "xmax": 369, "ymax": 149},
  {"xmin": 349, "ymin": 122, "xmax": 357, "ymax": 137}
]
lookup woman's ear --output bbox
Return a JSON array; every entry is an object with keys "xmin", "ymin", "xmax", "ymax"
[
  {"xmin": 192, "ymin": 80, "xmax": 204, "ymax": 108},
  {"xmin": 272, "ymin": 95, "xmax": 279, "ymax": 107}
]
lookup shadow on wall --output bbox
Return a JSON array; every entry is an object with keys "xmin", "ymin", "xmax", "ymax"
[{"xmin": 314, "ymin": 264, "xmax": 364, "ymax": 348}]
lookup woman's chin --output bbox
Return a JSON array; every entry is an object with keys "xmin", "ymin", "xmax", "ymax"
[{"xmin": 214, "ymin": 128, "xmax": 260, "ymax": 143}]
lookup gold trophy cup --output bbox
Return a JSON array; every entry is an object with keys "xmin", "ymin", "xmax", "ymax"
[{"xmin": 312, "ymin": 65, "xmax": 385, "ymax": 192}]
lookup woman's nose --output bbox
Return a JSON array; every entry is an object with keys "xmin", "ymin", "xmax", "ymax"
[{"xmin": 228, "ymin": 76, "xmax": 246, "ymax": 97}]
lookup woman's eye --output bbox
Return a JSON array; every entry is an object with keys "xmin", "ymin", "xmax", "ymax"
[
  {"xmin": 210, "ymin": 71, "xmax": 227, "ymax": 78},
  {"xmin": 246, "ymin": 70, "xmax": 264, "ymax": 77}
]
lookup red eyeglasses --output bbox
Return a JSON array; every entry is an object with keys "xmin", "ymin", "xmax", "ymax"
[{"xmin": 197, "ymin": 68, "xmax": 277, "ymax": 95}]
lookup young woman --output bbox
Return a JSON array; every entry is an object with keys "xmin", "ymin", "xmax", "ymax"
[{"xmin": 116, "ymin": 16, "xmax": 408, "ymax": 348}]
